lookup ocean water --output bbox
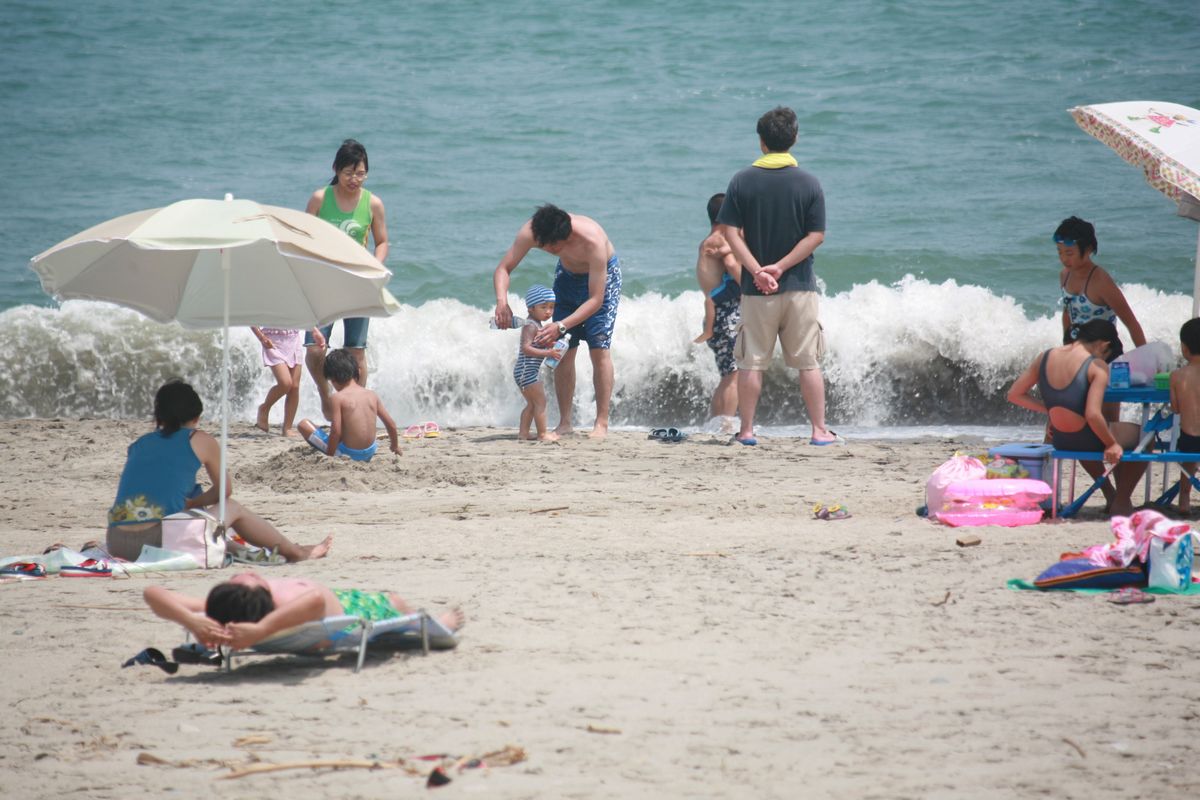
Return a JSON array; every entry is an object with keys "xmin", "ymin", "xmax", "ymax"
[{"xmin": 1, "ymin": 0, "xmax": 1196, "ymax": 434}]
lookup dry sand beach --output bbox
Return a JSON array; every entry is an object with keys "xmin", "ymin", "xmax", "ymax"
[{"xmin": 1, "ymin": 419, "xmax": 1197, "ymax": 799}]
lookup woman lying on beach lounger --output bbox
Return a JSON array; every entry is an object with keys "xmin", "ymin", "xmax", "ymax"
[
  {"xmin": 1007, "ymin": 319, "xmax": 1148, "ymax": 516},
  {"xmin": 106, "ymin": 380, "xmax": 332, "ymax": 562},
  {"xmin": 143, "ymin": 571, "xmax": 464, "ymax": 651}
]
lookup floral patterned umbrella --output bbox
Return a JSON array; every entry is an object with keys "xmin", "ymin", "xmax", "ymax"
[{"xmin": 1069, "ymin": 101, "xmax": 1200, "ymax": 314}]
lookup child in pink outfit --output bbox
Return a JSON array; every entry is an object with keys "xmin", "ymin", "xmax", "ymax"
[{"xmin": 251, "ymin": 326, "xmax": 325, "ymax": 437}]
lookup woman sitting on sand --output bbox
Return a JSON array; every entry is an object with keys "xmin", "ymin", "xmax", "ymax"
[
  {"xmin": 143, "ymin": 571, "xmax": 463, "ymax": 651},
  {"xmin": 1007, "ymin": 319, "xmax": 1148, "ymax": 516},
  {"xmin": 106, "ymin": 380, "xmax": 332, "ymax": 562}
]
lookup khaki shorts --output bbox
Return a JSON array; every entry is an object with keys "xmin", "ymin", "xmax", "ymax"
[{"xmin": 735, "ymin": 291, "xmax": 825, "ymax": 371}]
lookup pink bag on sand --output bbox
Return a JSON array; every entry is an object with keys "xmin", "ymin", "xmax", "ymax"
[
  {"xmin": 926, "ymin": 455, "xmax": 986, "ymax": 514},
  {"xmin": 161, "ymin": 509, "xmax": 228, "ymax": 569}
]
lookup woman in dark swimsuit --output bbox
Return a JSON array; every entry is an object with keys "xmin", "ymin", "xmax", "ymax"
[{"xmin": 1008, "ymin": 319, "xmax": 1147, "ymax": 516}]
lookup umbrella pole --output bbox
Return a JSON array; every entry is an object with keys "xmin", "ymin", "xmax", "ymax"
[
  {"xmin": 1193, "ymin": 225, "xmax": 1200, "ymax": 319},
  {"xmin": 219, "ymin": 247, "xmax": 230, "ymax": 527}
]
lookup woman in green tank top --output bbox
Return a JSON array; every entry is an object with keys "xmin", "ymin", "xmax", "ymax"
[{"xmin": 303, "ymin": 139, "xmax": 390, "ymax": 411}]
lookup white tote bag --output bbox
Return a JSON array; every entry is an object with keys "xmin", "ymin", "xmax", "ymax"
[
  {"xmin": 1148, "ymin": 533, "xmax": 1194, "ymax": 592},
  {"xmin": 161, "ymin": 509, "xmax": 228, "ymax": 569}
]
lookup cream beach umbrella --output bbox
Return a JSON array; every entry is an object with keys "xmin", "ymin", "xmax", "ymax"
[
  {"xmin": 1069, "ymin": 101, "xmax": 1200, "ymax": 315},
  {"xmin": 30, "ymin": 194, "xmax": 398, "ymax": 522}
]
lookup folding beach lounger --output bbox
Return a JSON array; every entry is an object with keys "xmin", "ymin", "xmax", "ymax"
[{"xmin": 219, "ymin": 610, "xmax": 458, "ymax": 673}]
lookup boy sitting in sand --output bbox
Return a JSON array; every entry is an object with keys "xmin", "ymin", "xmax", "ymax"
[
  {"xmin": 298, "ymin": 349, "xmax": 400, "ymax": 461},
  {"xmin": 143, "ymin": 570, "xmax": 463, "ymax": 651},
  {"xmin": 1169, "ymin": 318, "xmax": 1200, "ymax": 513}
]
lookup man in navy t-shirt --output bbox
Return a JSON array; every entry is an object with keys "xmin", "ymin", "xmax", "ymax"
[{"xmin": 717, "ymin": 106, "xmax": 836, "ymax": 446}]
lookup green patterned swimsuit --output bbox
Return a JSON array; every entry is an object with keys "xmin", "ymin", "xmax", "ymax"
[{"xmin": 332, "ymin": 589, "xmax": 401, "ymax": 621}]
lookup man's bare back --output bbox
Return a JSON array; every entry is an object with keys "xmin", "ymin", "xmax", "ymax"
[{"xmin": 545, "ymin": 213, "xmax": 613, "ymax": 274}]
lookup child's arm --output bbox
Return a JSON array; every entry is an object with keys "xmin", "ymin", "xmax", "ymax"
[
  {"xmin": 143, "ymin": 586, "xmax": 228, "ymax": 648},
  {"xmin": 694, "ymin": 296, "xmax": 715, "ymax": 343},
  {"xmin": 1095, "ymin": 271, "xmax": 1147, "ymax": 347},
  {"xmin": 1170, "ymin": 370, "xmax": 1182, "ymax": 413},
  {"xmin": 520, "ymin": 325, "xmax": 559, "ymax": 359},
  {"xmin": 251, "ymin": 326, "xmax": 275, "ymax": 350},
  {"xmin": 1083, "ymin": 363, "xmax": 1122, "ymax": 463},
  {"xmin": 221, "ymin": 588, "xmax": 327, "ymax": 651},
  {"xmin": 325, "ymin": 396, "xmax": 344, "ymax": 456},
  {"xmin": 721, "ymin": 246, "xmax": 742, "ymax": 285},
  {"xmin": 1006, "ymin": 356, "xmax": 1048, "ymax": 415},
  {"xmin": 376, "ymin": 397, "xmax": 401, "ymax": 455}
]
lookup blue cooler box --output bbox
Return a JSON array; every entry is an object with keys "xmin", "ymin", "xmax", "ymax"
[{"xmin": 988, "ymin": 443, "xmax": 1054, "ymax": 482}]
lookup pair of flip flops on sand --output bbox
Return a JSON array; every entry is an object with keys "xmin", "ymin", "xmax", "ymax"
[
  {"xmin": 1107, "ymin": 587, "xmax": 1155, "ymax": 605},
  {"xmin": 403, "ymin": 421, "xmax": 441, "ymax": 439},
  {"xmin": 813, "ymin": 503, "xmax": 852, "ymax": 520},
  {"xmin": 649, "ymin": 428, "xmax": 687, "ymax": 443},
  {"xmin": 1, "ymin": 558, "xmax": 112, "ymax": 579}
]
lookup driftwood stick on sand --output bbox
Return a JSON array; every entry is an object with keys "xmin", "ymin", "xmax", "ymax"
[
  {"xmin": 219, "ymin": 746, "xmax": 526, "ymax": 780},
  {"xmin": 56, "ymin": 604, "xmax": 146, "ymax": 611},
  {"xmin": 220, "ymin": 759, "xmax": 420, "ymax": 780}
]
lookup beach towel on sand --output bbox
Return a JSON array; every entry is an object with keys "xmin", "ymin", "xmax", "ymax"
[{"xmin": 1006, "ymin": 578, "xmax": 1200, "ymax": 595}]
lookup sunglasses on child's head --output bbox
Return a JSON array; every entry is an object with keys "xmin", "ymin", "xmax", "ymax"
[{"xmin": 1052, "ymin": 234, "xmax": 1078, "ymax": 247}]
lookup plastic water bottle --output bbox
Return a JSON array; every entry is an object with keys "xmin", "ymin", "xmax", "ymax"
[
  {"xmin": 545, "ymin": 339, "xmax": 569, "ymax": 369},
  {"xmin": 489, "ymin": 315, "xmax": 525, "ymax": 330}
]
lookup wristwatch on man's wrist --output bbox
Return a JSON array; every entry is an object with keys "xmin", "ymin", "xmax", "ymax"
[{"xmin": 557, "ymin": 322, "xmax": 568, "ymax": 336}]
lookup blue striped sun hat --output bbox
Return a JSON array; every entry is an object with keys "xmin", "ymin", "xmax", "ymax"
[{"xmin": 524, "ymin": 284, "xmax": 555, "ymax": 309}]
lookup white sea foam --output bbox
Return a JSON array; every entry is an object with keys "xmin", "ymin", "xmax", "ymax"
[{"xmin": 0, "ymin": 277, "xmax": 1191, "ymax": 434}]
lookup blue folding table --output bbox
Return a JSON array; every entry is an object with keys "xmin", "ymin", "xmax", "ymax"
[{"xmin": 1051, "ymin": 386, "xmax": 1200, "ymax": 517}]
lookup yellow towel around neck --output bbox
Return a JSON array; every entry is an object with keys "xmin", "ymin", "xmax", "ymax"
[{"xmin": 752, "ymin": 153, "xmax": 798, "ymax": 169}]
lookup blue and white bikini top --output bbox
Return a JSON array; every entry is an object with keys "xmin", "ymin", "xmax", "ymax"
[{"xmin": 1061, "ymin": 266, "xmax": 1116, "ymax": 328}]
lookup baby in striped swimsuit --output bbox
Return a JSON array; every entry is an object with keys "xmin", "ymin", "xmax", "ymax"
[{"xmin": 513, "ymin": 284, "xmax": 562, "ymax": 442}]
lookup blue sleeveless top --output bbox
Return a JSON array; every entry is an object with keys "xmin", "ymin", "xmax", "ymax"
[{"xmin": 108, "ymin": 428, "xmax": 201, "ymax": 526}]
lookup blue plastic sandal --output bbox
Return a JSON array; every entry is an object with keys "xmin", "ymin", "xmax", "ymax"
[{"xmin": 810, "ymin": 431, "xmax": 845, "ymax": 446}]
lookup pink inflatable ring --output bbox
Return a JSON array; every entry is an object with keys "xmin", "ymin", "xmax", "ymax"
[{"xmin": 936, "ymin": 478, "xmax": 1052, "ymax": 528}]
